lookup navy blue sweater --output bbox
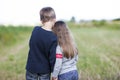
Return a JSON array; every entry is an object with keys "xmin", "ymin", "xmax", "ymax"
[{"xmin": 26, "ymin": 26, "xmax": 57, "ymax": 74}]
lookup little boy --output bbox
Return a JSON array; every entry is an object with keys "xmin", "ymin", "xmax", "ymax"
[{"xmin": 26, "ymin": 7, "xmax": 57, "ymax": 80}]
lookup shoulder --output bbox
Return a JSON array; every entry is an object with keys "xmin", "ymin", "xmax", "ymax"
[
  {"xmin": 56, "ymin": 45, "xmax": 61, "ymax": 49},
  {"xmin": 56, "ymin": 45, "xmax": 63, "ymax": 54},
  {"xmin": 33, "ymin": 26, "xmax": 41, "ymax": 30},
  {"xmin": 31, "ymin": 26, "xmax": 41, "ymax": 32},
  {"xmin": 49, "ymin": 33, "xmax": 57, "ymax": 42}
]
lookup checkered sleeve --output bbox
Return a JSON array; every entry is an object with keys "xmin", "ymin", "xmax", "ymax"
[{"xmin": 52, "ymin": 45, "xmax": 63, "ymax": 78}]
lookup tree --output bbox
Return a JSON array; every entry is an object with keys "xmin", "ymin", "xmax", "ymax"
[{"xmin": 70, "ymin": 16, "xmax": 76, "ymax": 23}]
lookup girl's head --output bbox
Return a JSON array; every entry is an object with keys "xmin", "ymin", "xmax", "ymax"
[{"xmin": 52, "ymin": 21, "xmax": 78, "ymax": 58}]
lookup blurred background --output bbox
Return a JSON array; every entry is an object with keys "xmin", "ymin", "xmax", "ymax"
[{"xmin": 0, "ymin": 0, "xmax": 120, "ymax": 80}]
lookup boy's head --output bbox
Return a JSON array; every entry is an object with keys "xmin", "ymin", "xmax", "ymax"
[{"xmin": 40, "ymin": 7, "xmax": 56, "ymax": 24}]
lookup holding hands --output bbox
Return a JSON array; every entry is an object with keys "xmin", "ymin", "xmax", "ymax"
[{"xmin": 52, "ymin": 77, "xmax": 58, "ymax": 80}]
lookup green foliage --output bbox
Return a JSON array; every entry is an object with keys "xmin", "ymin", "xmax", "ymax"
[
  {"xmin": 0, "ymin": 26, "xmax": 33, "ymax": 48},
  {"xmin": 106, "ymin": 22, "xmax": 120, "ymax": 30},
  {"xmin": 91, "ymin": 20, "xmax": 106, "ymax": 27},
  {"xmin": 70, "ymin": 16, "xmax": 76, "ymax": 23},
  {"xmin": 112, "ymin": 18, "xmax": 120, "ymax": 21},
  {"xmin": 72, "ymin": 27, "xmax": 120, "ymax": 80},
  {"xmin": 67, "ymin": 20, "xmax": 120, "ymax": 30},
  {"xmin": 8, "ymin": 54, "xmax": 15, "ymax": 61}
]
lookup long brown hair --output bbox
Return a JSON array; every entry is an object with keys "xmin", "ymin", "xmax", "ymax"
[{"xmin": 52, "ymin": 21, "xmax": 78, "ymax": 58}]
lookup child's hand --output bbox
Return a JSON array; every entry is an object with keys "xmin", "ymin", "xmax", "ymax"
[{"xmin": 52, "ymin": 77, "xmax": 58, "ymax": 80}]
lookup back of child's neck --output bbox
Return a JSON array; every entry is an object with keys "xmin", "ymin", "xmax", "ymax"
[
  {"xmin": 42, "ymin": 26, "xmax": 52, "ymax": 31},
  {"xmin": 42, "ymin": 22, "xmax": 52, "ymax": 31}
]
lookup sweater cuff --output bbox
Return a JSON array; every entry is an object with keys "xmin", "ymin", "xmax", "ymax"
[{"xmin": 52, "ymin": 72, "xmax": 58, "ymax": 78}]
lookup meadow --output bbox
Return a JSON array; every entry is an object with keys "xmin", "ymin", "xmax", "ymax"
[{"xmin": 0, "ymin": 21, "xmax": 120, "ymax": 80}]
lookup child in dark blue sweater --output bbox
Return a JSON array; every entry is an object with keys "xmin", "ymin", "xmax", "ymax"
[{"xmin": 26, "ymin": 7, "xmax": 57, "ymax": 80}]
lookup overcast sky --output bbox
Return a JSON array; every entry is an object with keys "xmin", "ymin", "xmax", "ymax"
[{"xmin": 1, "ymin": 0, "xmax": 120, "ymax": 25}]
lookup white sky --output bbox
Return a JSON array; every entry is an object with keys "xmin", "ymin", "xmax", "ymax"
[{"xmin": 0, "ymin": 0, "xmax": 120, "ymax": 25}]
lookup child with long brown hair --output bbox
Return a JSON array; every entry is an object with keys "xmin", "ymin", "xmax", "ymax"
[{"xmin": 52, "ymin": 21, "xmax": 79, "ymax": 80}]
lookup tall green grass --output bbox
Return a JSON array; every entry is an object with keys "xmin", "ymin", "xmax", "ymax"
[
  {"xmin": 0, "ymin": 26, "xmax": 33, "ymax": 48},
  {"xmin": 71, "ymin": 27, "xmax": 120, "ymax": 80},
  {"xmin": 0, "ymin": 25, "xmax": 33, "ymax": 80},
  {"xmin": 67, "ymin": 21, "xmax": 120, "ymax": 79},
  {"xmin": 0, "ymin": 26, "xmax": 32, "ymax": 45}
]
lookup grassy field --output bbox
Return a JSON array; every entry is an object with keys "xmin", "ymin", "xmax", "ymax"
[
  {"xmin": 0, "ymin": 22, "xmax": 120, "ymax": 80},
  {"xmin": 0, "ymin": 26, "xmax": 33, "ymax": 80},
  {"xmin": 72, "ymin": 27, "xmax": 120, "ymax": 80}
]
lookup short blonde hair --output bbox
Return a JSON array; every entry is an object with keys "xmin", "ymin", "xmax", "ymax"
[{"xmin": 40, "ymin": 7, "xmax": 56, "ymax": 23}]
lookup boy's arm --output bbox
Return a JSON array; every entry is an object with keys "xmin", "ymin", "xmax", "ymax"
[
  {"xmin": 49, "ymin": 38, "xmax": 57, "ymax": 72},
  {"xmin": 52, "ymin": 45, "xmax": 63, "ymax": 78}
]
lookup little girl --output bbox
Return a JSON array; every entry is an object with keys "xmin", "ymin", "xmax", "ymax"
[{"xmin": 52, "ymin": 21, "xmax": 79, "ymax": 80}]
